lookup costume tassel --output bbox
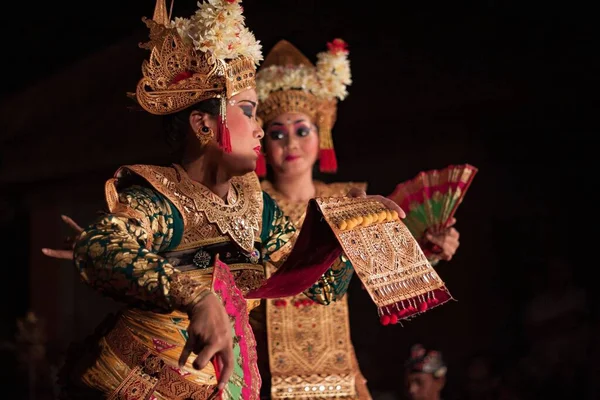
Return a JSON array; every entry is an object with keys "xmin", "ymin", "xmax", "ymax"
[
  {"xmin": 377, "ymin": 287, "xmax": 453, "ymax": 326},
  {"xmin": 255, "ymin": 151, "xmax": 267, "ymax": 177},
  {"xmin": 218, "ymin": 97, "xmax": 232, "ymax": 153},
  {"xmin": 319, "ymin": 148, "xmax": 338, "ymax": 173},
  {"xmin": 317, "ymin": 101, "xmax": 338, "ymax": 173}
]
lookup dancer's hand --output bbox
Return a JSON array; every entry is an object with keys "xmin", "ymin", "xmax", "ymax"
[
  {"xmin": 178, "ymin": 293, "xmax": 234, "ymax": 391},
  {"xmin": 347, "ymin": 187, "xmax": 406, "ymax": 218},
  {"xmin": 41, "ymin": 215, "xmax": 83, "ymax": 260},
  {"xmin": 424, "ymin": 217, "xmax": 460, "ymax": 261}
]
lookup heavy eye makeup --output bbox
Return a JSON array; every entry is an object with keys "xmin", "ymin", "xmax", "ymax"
[
  {"xmin": 238, "ymin": 100, "xmax": 257, "ymax": 119},
  {"xmin": 267, "ymin": 123, "xmax": 312, "ymax": 141}
]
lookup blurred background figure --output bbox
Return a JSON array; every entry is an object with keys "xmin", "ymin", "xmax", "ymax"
[{"xmin": 404, "ymin": 344, "xmax": 447, "ymax": 400}]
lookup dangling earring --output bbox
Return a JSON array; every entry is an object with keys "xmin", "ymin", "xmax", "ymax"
[{"xmin": 196, "ymin": 126, "xmax": 214, "ymax": 147}]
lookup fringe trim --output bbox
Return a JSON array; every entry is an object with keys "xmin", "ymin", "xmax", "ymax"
[{"xmin": 377, "ymin": 287, "xmax": 454, "ymax": 326}]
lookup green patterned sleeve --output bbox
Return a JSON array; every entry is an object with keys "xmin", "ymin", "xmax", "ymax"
[
  {"xmin": 304, "ymin": 254, "xmax": 354, "ymax": 305},
  {"xmin": 259, "ymin": 191, "xmax": 297, "ymax": 267},
  {"xmin": 74, "ymin": 185, "xmax": 208, "ymax": 312},
  {"xmin": 260, "ymin": 191, "xmax": 354, "ymax": 305}
]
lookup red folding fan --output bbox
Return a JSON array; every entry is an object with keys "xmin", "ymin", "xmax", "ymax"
[{"xmin": 388, "ymin": 164, "xmax": 478, "ymax": 254}]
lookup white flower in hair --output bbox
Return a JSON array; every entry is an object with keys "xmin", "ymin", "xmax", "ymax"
[
  {"xmin": 171, "ymin": 17, "xmax": 192, "ymax": 42},
  {"xmin": 256, "ymin": 38, "xmax": 352, "ymax": 101},
  {"xmin": 314, "ymin": 39, "xmax": 352, "ymax": 100},
  {"xmin": 171, "ymin": 0, "xmax": 263, "ymax": 64},
  {"xmin": 256, "ymin": 65, "xmax": 320, "ymax": 101}
]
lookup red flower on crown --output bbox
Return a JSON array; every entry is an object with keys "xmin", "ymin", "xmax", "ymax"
[
  {"xmin": 327, "ymin": 38, "xmax": 349, "ymax": 55},
  {"xmin": 171, "ymin": 71, "xmax": 194, "ymax": 85}
]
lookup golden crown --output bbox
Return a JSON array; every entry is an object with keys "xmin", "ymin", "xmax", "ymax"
[
  {"xmin": 258, "ymin": 90, "xmax": 319, "ymax": 126},
  {"xmin": 134, "ymin": 0, "xmax": 262, "ymax": 116},
  {"xmin": 256, "ymin": 39, "xmax": 351, "ymax": 173}
]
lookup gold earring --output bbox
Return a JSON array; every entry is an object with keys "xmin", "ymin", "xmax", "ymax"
[{"xmin": 196, "ymin": 126, "xmax": 214, "ymax": 147}]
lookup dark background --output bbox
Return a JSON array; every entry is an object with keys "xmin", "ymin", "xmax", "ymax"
[{"xmin": 0, "ymin": 1, "xmax": 597, "ymax": 399}]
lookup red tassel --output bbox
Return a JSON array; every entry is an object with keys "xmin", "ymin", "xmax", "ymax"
[
  {"xmin": 217, "ymin": 115, "xmax": 232, "ymax": 153},
  {"xmin": 389, "ymin": 314, "xmax": 398, "ymax": 324},
  {"xmin": 427, "ymin": 297, "xmax": 439, "ymax": 306},
  {"xmin": 380, "ymin": 315, "xmax": 391, "ymax": 326},
  {"xmin": 274, "ymin": 299, "xmax": 287, "ymax": 307},
  {"xmin": 319, "ymin": 148, "xmax": 338, "ymax": 173},
  {"xmin": 255, "ymin": 152, "xmax": 266, "ymax": 177}
]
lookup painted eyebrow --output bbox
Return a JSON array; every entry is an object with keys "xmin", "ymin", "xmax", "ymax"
[
  {"xmin": 270, "ymin": 119, "xmax": 309, "ymax": 127},
  {"xmin": 238, "ymin": 100, "xmax": 257, "ymax": 107}
]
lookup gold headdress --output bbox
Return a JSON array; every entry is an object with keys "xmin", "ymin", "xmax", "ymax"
[
  {"xmin": 133, "ymin": 0, "xmax": 263, "ymax": 152},
  {"xmin": 255, "ymin": 39, "xmax": 352, "ymax": 174}
]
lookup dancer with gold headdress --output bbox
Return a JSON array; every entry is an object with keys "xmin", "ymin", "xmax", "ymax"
[
  {"xmin": 53, "ymin": 1, "xmax": 274, "ymax": 397},
  {"xmin": 249, "ymin": 40, "xmax": 461, "ymax": 399},
  {"xmin": 44, "ymin": 1, "xmax": 411, "ymax": 399},
  {"xmin": 44, "ymin": 34, "xmax": 460, "ymax": 400}
]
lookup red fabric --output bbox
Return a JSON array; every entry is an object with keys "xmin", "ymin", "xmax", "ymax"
[
  {"xmin": 245, "ymin": 199, "xmax": 342, "ymax": 299},
  {"xmin": 170, "ymin": 71, "xmax": 193, "ymax": 85},
  {"xmin": 211, "ymin": 257, "xmax": 260, "ymax": 398},
  {"xmin": 319, "ymin": 148, "xmax": 338, "ymax": 173},
  {"xmin": 255, "ymin": 152, "xmax": 266, "ymax": 177}
]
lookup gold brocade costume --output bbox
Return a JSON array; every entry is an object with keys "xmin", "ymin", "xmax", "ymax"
[
  {"xmin": 63, "ymin": 164, "xmax": 297, "ymax": 400},
  {"xmin": 254, "ymin": 180, "xmax": 372, "ymax": 400}
]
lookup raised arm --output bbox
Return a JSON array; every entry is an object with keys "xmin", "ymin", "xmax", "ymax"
[{"xmin": 74, "ymin": 185, "xmax": 207, "ymax": 313}]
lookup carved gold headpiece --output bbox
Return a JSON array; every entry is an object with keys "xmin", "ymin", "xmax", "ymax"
[
  {"xmin": 134, "ymin": 0, "xmax": 263, "ymax": 116},
  {"xmin": 256, "ymin": 39, "xmax": 351, "ymax": 173}
]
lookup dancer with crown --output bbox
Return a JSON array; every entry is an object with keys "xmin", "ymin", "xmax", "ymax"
[
  {"xmin": 44, "ymin": 2, "xmax": 464, "ymax": 399},
  {"xmin": 247, "ymin": 39, "xmax": 462, "ymax": 400},
  {"xmin": 48, "ymin": 1, "xmax": 417, "ymax": 399},
  {"xmin": 54, "ymin": 0, "xmax": 275, "ymax": 397}
]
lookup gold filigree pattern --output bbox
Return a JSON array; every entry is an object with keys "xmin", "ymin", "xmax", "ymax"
[
  {"xmin": 314, "ymin": 196, "xmax": 452, "ymax": 322},
  {"xmin": 258, "ymin": 90, "xmax": 320, "ymax": 127},
  {"xmin": 232, "ymin": 268, "xmax": 267, "ymax": 296},
  {"xmin": 169, "ymin": 273, "xmax": 212, "ymax": 312},
  {"xmin": 105, "ymin": 179, "xmax": 158, "ymax": 249},
  {"xmin": 267, "ymin": 296, "xmax": 357, "ymax": 399},
  {"xmin": 136, "ymin": 21, "xmax": 225, "ymax": 115},
  {"xmin": 74, "ymin": 311, "xmax": 218, "ymax": 399},
  {"xmin": 271, "ymin": 375, "xmax": 358, "ymax": 400},
  {"xmin": 67, "ymin": 161, "xmax": 299, "ymax": 398},
  {"xmin": 133, "ymin": 2, "xmax": 258, "ymax": 116},
  {"xmin": 261, "ymin": 181, "xmax": 366, "ymax": 226},
  {"xmin": 117, "ymin": 164, "xmax": 263, "ymax": 253},
  {"xmin": 261, "ymin": 181, "xmax": 369, "ymax": 399},
  {"xmin": 105, "ymin": 315, "xmax": 218, "ymax": 399}
]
